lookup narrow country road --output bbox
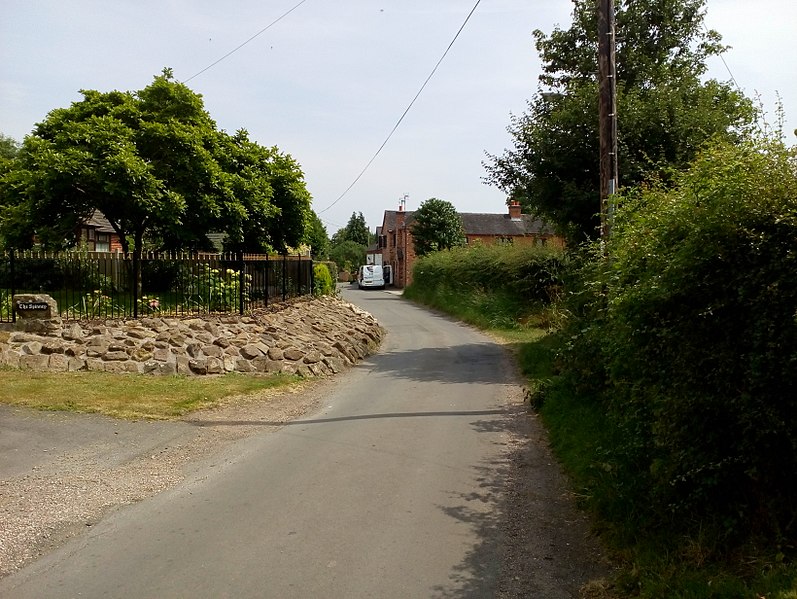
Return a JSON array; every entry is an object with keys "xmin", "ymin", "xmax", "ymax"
[{"xmin": 0, "ymin": 286, "xmax": 601, "ymax": 598}]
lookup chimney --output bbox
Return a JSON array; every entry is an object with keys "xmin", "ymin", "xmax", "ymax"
[{"xmin": 508, "ymin": 201, "xmax": 522, "ymax": 220}]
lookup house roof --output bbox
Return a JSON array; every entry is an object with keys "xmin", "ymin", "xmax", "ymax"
[
  {"xmin": 84, "ymin": 210, "xmax": 116, "ymax": 234},
  {"xmin": 460, "ymin": 213, "xmax": 554, "ymax": 237},
  {"xmin": 381, "ymin": 209, "xmax": 554, "ymax": 236}
]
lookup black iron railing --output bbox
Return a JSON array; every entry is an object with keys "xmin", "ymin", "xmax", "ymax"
[{"xmin": 0, "ymin": 250, "xmax": 314, "ymax": 323}]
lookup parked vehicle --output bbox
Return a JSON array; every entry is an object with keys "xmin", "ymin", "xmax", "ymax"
[{"xmin": 357, "ymin": 264, "xmax": 385, "ymax": 290}]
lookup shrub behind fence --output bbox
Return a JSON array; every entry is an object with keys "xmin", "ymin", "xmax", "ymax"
[{"xmin": 0, "ymin": 250, "xmax": 313, "ymax": 322}]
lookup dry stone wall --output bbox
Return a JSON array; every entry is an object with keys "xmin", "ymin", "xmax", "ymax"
[{"xmin": 0, "ymin": 296, "xmax": 384, "ymax": 377}]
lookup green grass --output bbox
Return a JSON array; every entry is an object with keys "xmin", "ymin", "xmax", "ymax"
[{"xmin": 0, "ymin": 368, "xmax": 302, "ymax": 420}]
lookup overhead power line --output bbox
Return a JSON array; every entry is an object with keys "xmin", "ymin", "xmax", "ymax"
[
  {"xmin": 317, "ymin": 0, "xmax": 483, "ymax": 215},
  {"xmin": 183, "ymin": 0, "xmax": 311, "ymax": 83}
]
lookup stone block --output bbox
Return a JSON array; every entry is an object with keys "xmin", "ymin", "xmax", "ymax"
[{"xmin": 19, "ymin": 354, "xmax": 50, "ymax": 370}]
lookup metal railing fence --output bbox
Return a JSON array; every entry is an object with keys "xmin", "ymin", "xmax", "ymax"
[{"xmin": 0, "ymin": 250, "xmax": 314, "ymax": 323}]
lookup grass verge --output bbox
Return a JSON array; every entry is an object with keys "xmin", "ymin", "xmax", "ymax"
[{"xmin": 0, "ymin": 367, "xmax": 302, "ymax": 420}]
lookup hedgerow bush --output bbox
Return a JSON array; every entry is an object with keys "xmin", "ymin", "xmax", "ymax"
[
  {"xmin": 411, "ymin": 243, "xmax": 564, "ymax": 300},
  {"xmin": 313, "ymin": 262, "xmax": 335, "ymax": 296},
  {"xmin": 563, "ymin": 138, "xmax": 797, "ymax": 548},
  {"xmin": 406, "ymin": 243, "xmax": 566, "ymax": 327}
]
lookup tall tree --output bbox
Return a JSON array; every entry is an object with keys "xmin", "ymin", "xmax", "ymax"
[
  {"xmin": 0, "ymin": 69, "xmax": 310, "ymax": 255},
  {"xmin": 410, "ymin": 198, "xmax": 465, "ymax": 257},
  {"xmin": 331, "ymin": 212, "xmax": 370, "ymax": 247},
  {"xmin": 304, "ymin": 210, "xmax": 329, "ymax": 260},
  {"xmin": 483, "ymin": 0, "xmax": 755, "ymax": 242}
]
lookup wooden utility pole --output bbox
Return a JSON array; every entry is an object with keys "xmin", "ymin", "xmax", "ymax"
[{"xmin": 598, "ymin": 0, "xmax": 618, "ymax": 239}]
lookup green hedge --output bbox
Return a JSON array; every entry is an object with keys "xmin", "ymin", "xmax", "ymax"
[
  {"xmin": 312, "ymin": 262, "xmax": 335, "ymax": 296},
  {"xmin": 562, "ymin": 138, "xmax": 797, "ymax": 547}
]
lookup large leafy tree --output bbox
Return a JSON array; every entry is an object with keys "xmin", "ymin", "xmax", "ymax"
[
  {"xmin": 411, "ymin": 198, "xmax": 465, "ymax": 257},
  {"xmin": 0, "ymin": 69, "xmax": 310, "ymax": 255},
  {"xmin": 483, "ymin": 0, "xmax": 755, "ymax": 243}
]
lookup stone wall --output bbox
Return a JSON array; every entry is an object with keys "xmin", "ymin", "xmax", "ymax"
[{"xmin": 0, "ymin": 296, "xmax": 384, "ymax": 377}]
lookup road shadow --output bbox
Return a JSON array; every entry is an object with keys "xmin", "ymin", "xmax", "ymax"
[
  {"xmin": 365, "ymin": 342, "xmax": 512, "ymax": 385},
  {"xmin": 431, "ymin": 404, "xmax": 611, "ymax": 598},
  {"xmin": 184, "ymin": 408, "xmax": 507, "ymax": 428}
]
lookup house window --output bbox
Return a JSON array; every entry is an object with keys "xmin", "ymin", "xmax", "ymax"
[{"xmin": 95, "ymin": 233, "xmax": 111, "ymax": 252}]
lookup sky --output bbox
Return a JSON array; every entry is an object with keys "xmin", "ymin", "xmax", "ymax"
[{"xmin": 2, "ymin": 0, "xmax": 795, "ymax": 236}]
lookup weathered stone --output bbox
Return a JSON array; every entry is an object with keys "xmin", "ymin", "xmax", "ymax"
[
  {"xmin": 206, "ymin": 358, "xmax": 223, "ymax": 375},
  {"xmin": 176, "ymin": 356, "xmax": 192, "ymax": 374},
  {"xmin": 86, "ymin": 338, "xmax": 110, "ymax": 354},
  {"xmin": 201, "ymin": 344, "xmax": 223, "ymax": 358},
  {"xmin": 19, "ymin": 354, "xmax": 49, "ymax": 370},
  {"xmin": 152, "ymin": 348, "xmax": 171, "ymax": 362},
  {"xmin": 68, "ymin": 357, "xmax": 86, "ymax": 371},
  {"xmin": 188, "ymin": 359, "xmax": 208, "ymax": 375},
  {"xmin": 251, "ymin": 356, "xmax": 269, "ymax": 372},
  {"xmin": 21, "ymin": 341, "xmax": 43, "ymax": 355},
  {"xmin": 127, "ymin": 328, "xmax": 152, "ymax": 340},
  {"xmin": 213, "ymin": 337, "xmax": 231, "ymax": 349},
  {"xmin": 235, "ymin": 358, "xmax": 256, "ymax": 373},
  {"xmin": 303, "ymin": 351, "xmax": 323, "ymax": 364},
  {"xmin": 158, "ymin": 362, "xmax": 177, "ymax": 375},
  {"xmin": 46, "ymin": 353, "xmax": 69, "ymax": 371},
  {"xmin": 62, "ymin": 323, "xmax": 84, "ymax": 341},
  {"xmin": 142, "ymin": 361, "xmax": 160, "ymax": 374},
  {"xmin": 0, "ymin": 296, "xmax": 385, "ymax": 378},
  {"xmin": 41, "ymin": 340, "xmax": 65, "ymax": 354},
  {"xmin": 323, "ymin": 357, "xmax": 345, "ymax": 374},
  {"xmin": 240, "ymin": 344, "xmax": 264, "ymax": 360},
  {"xmin": 194, "ymin": 332, "xmax": 214, "ymax": 345},
  {"xmin": 283, "ymin": 348, "xmax": 304, "ymax": 361},
  {"xmin": 13, "ymin": 294, "xmax": 58, "ymax": 319},
  {"xmin": 86, "ymin": 358, "xmax": 106, "ymax": 371},
  {"xmin": 131, "ymin": 348, "xmax": 154, "ymax": 362}
]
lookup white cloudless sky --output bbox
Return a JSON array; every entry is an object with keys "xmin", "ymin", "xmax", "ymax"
[{"xmin": 2, "ymin": 0, "xmax": 795, "ymax": 235}]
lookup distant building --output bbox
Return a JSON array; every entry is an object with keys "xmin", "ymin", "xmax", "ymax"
[
  {"xmin": 374, "ymin": 201, "xmax": 563, "ymax": 288},
  {"xmin": 77, "ymin": 210, "xmax": 123, "ymax": 252}
]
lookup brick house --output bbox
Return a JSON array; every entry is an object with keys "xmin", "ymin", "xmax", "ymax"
[
  {"xmin": 77, "ymin": 210, "xmax": 124, "ymax": 252},
  {"xmin": 374, "ymin": 201, "xmax": 563, "ymax": 288}
]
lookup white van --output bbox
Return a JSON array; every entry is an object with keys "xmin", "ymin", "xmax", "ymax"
[{"xmin": 357, "ymin": 264, "xmax": 385, "ymax": 289}]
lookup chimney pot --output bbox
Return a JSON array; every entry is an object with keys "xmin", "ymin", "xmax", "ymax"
[{"xmin": 509, "ymin": 201, "xmax": 522, "ymax": 220}]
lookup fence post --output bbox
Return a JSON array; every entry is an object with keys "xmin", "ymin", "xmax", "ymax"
[
  {"xmin": 9, "ymin": 250, "xmax": 16, "ymax": 324},
  {"xmin": 238, "ymin": 251, "xmax": 245, "ymax": 315},
  {"xmin": 309, "ymin": 257, "xmax": 314, "ymax": 296},
  {"xmin": 132, "ymin": 251, "xmax": 139, "ymax": 318},
  {"xmin": 282, "ymin": 253, "xmax": 287, "ymax": 302}
]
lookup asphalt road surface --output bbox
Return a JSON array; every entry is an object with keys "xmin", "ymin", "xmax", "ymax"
[{"xmin": 0, "ymin": 286, "xmax": 543, "ymax": 598}]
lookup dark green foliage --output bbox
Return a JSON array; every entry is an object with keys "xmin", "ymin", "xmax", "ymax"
[
  {"xmin": 406, "ymin": 243, "xmax": 566, "ymax": 328},
  {"xmin": 561, "ymin": 138, "xmax": 797, "ymax": 548},
  {"xmin": 0, "ymin": 134, "xmax": 19, "ymax": 161},
  {"xmin": 304, "ymin": 212, "xmax": 329, "ymax": 260},
  {"xmin": 410, "ymin": 198, "xmax": 466, "ymax": 257},
  {"xmin": 332, "ymin": 212, "xmax": 370, "ymax": 247},
  {"xmin": 328, "ymin": 240, "xmax": 366, "ymax": 274},
  {"xmin": 0, "ymin": 70, "xmax": 310, "ymax": 256},
  {"xmin": 483, "ymin": 0, "xmax": 755, "ymax": 243}
]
